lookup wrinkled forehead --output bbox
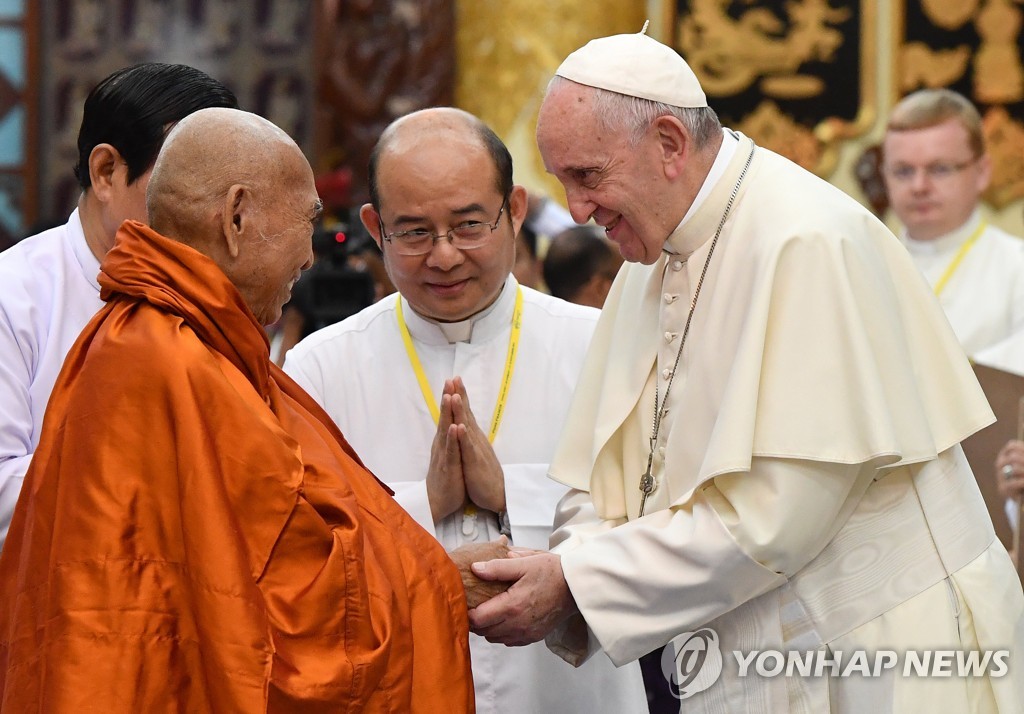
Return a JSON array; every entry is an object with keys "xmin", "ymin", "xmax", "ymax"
[
  {"xmin": 538, "ymin": 82, "xmax": 593, "ymax": 130},
  {"xmin": 537, "ymin": 90, "xmax": 612, "ymax": 171}
]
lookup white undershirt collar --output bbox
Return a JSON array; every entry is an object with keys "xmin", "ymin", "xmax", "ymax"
[
  {"xmin": 902, "ymin": 210, "xmax": 984, "ymax": 257},
  {"xmin": 67, "ymin": 208, "xmax": 102, "ymax": 294},
  {"xmin": 663, "ymin": 128, "xmax": 740, "ymax": 255},
  {"xmin": 400, "ymin": 277, "xmax": 518, "ymax": 345}
]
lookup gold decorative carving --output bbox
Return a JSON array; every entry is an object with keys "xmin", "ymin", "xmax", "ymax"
[
  {"xmin": 670, "ymin": 0, "xmax": 877, "ymax": 178},
  {"xmin": 678, "ymin": 0, "xmax": 849, "ymax": 98},
  {"xmin": 895, "ymin": 0, "xmax": 1024, "ymax": 208},
  {"xmin": 921, "ymin": 0, "xmax": 982, "ymax": 30},
  {"xmin": 982, "ymin": 107, "xmax": 1024, "ymax": 208},
  {"xmin": 898, "ymin": 43, "xmax": 970, "ymax": 89},
  {"xmin": 736, "ymin": 101, "xmax": 822, "ymax": 172},
  {"xmin": 974, "ymin": 0, "xmax": 1024, "ymax": 104},
  {"xmin": 454, "ymin": 0, "xmax": 646, "ymax": 200}
]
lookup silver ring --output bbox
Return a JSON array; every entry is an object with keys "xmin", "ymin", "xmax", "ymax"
[{"xmin": 1003, "ymin": 464, "xmax": 1015, "ymax": 478}]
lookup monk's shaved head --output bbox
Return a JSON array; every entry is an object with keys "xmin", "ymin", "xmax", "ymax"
[
  {"xmin": 147, "ymin": 107, "xmax": 307, "ymax": 246},
  {"xmin": 145, "ymin": 107, "xmax": 320, "ymax": 326}
]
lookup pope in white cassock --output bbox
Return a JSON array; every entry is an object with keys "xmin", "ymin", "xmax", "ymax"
[
  {"xmin": 882, "ymin": 88, "xmax": 1024, "ymax": 358},
  {"xmin": 283, "ymin": 108, "xmax": 647, "ymax": 714},
  {"xmin": 467, "ymin": 29, "xmax": 1024, "ymax": 713}
]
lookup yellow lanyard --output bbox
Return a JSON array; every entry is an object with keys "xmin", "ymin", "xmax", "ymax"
[
  {"xmin": 933, "ymin": 221, "xmax": 987, "ymax": 297},
  {"xmin": 395, "ymin": 286, "xmax": 523, "ymax": 444}
]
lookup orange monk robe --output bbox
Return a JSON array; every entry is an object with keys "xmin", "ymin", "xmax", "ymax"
[{"xmin": 0, "ymin": 221, "xmax": 474, "ymax": 713}]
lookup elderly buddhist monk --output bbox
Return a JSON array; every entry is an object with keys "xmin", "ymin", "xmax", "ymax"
[{"xmin": 0, "ymin": 108, "xmax": 474, "ymax": 712}]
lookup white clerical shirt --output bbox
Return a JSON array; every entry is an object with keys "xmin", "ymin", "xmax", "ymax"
[
  {"xmin": 903, "ymin": 212, "xmax": 1024, "ymax": 356},
  {"xmin": 0, "ymin": 210, "xmax": 103, "ymax": 548},
  {"xmin": 284, "ymin": 277, "xmax": 647, "ymax": 714}
]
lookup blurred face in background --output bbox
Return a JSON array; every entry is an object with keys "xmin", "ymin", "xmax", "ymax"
[{"xmin": 882, "ymin": 118, "xmax": 990, "ymax": 241}]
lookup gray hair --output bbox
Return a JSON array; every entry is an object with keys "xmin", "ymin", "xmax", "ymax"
[{"xmin": 549, "ymin": 76, "xmax": 721, "ymax": 148}]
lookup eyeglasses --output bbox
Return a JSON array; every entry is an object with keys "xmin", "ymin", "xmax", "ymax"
[
  {"xmin": 379, "ymin": 196, "xmax": 510, "ymax": 257},
  {"xmin": 884, "ymin": 157, "xmax": 979, "ymax": 184}
]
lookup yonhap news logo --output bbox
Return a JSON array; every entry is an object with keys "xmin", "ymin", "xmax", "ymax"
[
  {"xmin": 661, "ymin": 628, "xmax": 724, "ymax": 699},
  {"xmin": 661, "ymin": 627, "xmax": 1010, "ymax": 699}
]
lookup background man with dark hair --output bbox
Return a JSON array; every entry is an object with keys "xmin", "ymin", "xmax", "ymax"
[
  {"xmin": 0, "ymin": 63, "xmax": 238, "ymax": 548},
  {"xmin": 543, "ymin": 225, "xmax": 623, "ymax": 308}
]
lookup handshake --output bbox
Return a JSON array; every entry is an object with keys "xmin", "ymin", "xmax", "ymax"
[{"xmin": 448, "ymin": 537, "xmax": 539, "ymax": 609}]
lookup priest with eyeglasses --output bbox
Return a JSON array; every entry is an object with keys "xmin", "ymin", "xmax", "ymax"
[{"xmin": 284, "ymin": 107, "xmax": 647, "ymax": 714}]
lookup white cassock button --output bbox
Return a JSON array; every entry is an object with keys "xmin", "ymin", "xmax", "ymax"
[
  {"xmin": 671, "ymin": 260, "xmax": 684, "ymax": 272},
  {"xmin": 662, "ymin": 368, "xmax": 673, "ymax": 380},
  {"xmin": 664, "ymin": 331, "xmax": 678, "ymax": 343},
  {"xmin": 659, "ymin": 446, "xmax": 666, "ymax": 458},
  {"xmin": 664, "ymin": 293, "xmax": 679, "ymax": 303}
]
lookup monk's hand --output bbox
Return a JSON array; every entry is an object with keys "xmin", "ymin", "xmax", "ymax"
[
  {"xmin": 468, "ymin": 552, "xmax": 577, "ymax": 646},
  {"xmin": 447, "ymin": 377, "xmax": 505, "ymax": 513},
  {"xmin": 426, "ymin": 392, "xmax": 466, "ymax": 522},
  {"xmin": 996, "ymin": 439, "xmax": 1024, "ymax": 501},
  {"xmin": 449, "ymin": 537, "xmax": 513, "ymax": 609}
]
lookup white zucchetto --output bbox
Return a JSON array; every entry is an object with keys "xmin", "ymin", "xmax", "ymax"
[{"xmin": 555, "ymin": 23, "xmax": 708, "ymax": 108}]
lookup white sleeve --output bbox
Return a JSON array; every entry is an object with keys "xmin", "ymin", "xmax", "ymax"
[
  {"xmin": 549, "ymin": 487, "xmax": 627, "ymax": 553},
  {"xmin": 502, "ymin": 463, "xmax": 572, "ymax": 551},
  {"xmin": 0, "ymin": 313, "xmax": 34, "ymax": 549},
  {"xmin": 281, "ymin": 350, "xmax": 323, "ymax": 404},
  {"xmin": 550, "ymin": 457, "xmax": 875, "ymax": 666}
]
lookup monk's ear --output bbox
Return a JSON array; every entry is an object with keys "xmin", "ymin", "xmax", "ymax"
[
  {"xmin": 221, "ymin": 183, "xmax": 250, "ymax": 259},
  {"xmin": 88, "ymin": 144, "xmax": 124, "ymax": 203},
  {"xmin": 360, "ymin": 203, "xmax": 384, "ymax": 251},
  {"xmin": 653, "ymin": 115, "xmax": 689, "ymax": 180}
]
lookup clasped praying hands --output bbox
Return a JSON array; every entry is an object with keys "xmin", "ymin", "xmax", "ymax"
[{"xmin": 426, "ymin": 377, "xmax": 506, "ymax": 521}]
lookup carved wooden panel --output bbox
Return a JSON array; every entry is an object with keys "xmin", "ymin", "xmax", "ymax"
[
  {"xmin": 0, "ymin": 1, "xmax": 35, "ymax": 249},
  {"xmin": 36, "ymin": 0, "xmax": 317, "ymax": 224},
  {"xmin": 314, "ymin": 0, "xmax": 455, "ymax": 205},
  {"xmin": 27, "ymin": 0, "xmax": 455, "ymax": 228}
]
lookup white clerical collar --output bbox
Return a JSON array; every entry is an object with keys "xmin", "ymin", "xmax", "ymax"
[
  {"xmin": 902, "ymin": 210, "xmax": 984, "ymax": 257},
  {"xmin": 400, "ymin": 277, "xmax": 518, "ymax": 345},
  {"xmin": 662, "ymin": 128, "xmax": 740, "ymax": 256},
  {"xmin": 68, "ymin": 208, "xmax": 102, "ymax": 293}
]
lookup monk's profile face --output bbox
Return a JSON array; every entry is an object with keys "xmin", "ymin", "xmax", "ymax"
[
  {"xmin": 240, "ymin": 150, "xmax": 320, "ymax": 326},
  {"xmin": 366, "ymin": 119, "xmax": 527, "ymax": 323}
]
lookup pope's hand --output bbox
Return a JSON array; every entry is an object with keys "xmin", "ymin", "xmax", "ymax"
[
  {"xmin": 448, "ymin": 537, "xmax": 512, "ymax": 609},
  {"xmin": 468, "ymin": 552, "xmax": 578, "ymax": 646},
  {"xmin": 426, "ymin": 392, "xmax": 466, "ymax": 521},
  {"xmin": 447, "ymin": 377, "xmax": 506, "ymax": 513}
]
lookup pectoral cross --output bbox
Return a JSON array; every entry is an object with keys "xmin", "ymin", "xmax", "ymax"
[{"xmin": 638, "ymin": 438, "xmax": 656, "ymax": 517}]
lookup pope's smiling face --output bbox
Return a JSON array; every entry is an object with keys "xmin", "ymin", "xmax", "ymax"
[{"xmin": 537, "ymin": 82, "xmax": 680, "ymax": 265}]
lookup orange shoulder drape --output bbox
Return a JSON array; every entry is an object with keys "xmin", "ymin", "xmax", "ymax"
[{"xmin": 0, "ymin": 221, "xmax": 474, "ymax": 713}]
